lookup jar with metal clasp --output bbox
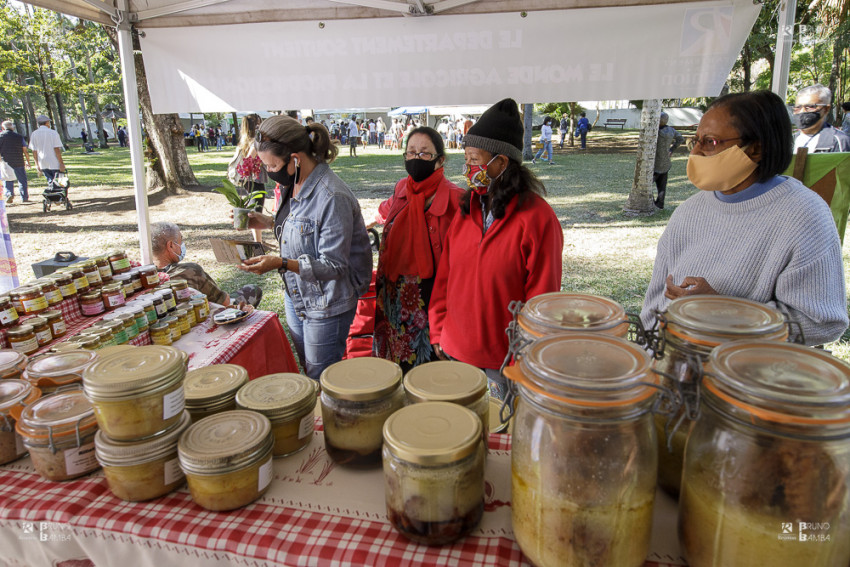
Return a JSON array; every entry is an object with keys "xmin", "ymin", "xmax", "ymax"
[
  {"xmin": 0, "ymin": 379, "xmax": 41, "ymax": 465},
  {"xmin": 25, "ymin": 349, "xmax": 98, "ymax": 394},
  {"xmin": 516, "ymin": 292, "xmax": 631, "ymax": 343}
]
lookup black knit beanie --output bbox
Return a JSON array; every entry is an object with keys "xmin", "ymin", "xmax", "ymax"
[{"xmin": 463, "ymin": 98, "xmax": 524, "ymax": 163}]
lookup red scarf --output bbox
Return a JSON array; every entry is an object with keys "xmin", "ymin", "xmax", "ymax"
[{"xmin": 383, "ymin": 168, "xmax": 444, "ymax": 282}]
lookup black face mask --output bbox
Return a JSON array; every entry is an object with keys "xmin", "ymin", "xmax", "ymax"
[
  {"xmin": 267, "ymin": 157, "xmax": 298, "ymax": 187},
  {"xmin": 405, "ymin": 157, "xmax": 439, "ymax": 183},
  {"xmin": 797, "ymin": 111, "xmax": 823, "ymax": 129}
]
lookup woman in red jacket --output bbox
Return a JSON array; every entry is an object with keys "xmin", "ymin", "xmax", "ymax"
[
  {"xmin": 429, "ymin": 99, "xmax": 564, "ymax": 400},
  {"xmin": 373, "ymin": 126, "xmax": 464, "ymax": 371}
]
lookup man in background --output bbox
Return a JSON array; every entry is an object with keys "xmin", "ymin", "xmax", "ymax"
[
  {"xmin": 28, "ymin": 115, "xmax": 65, "ymax": 195},
  {"xmin": 0, "ymin": 121, "xmax": 32, "ymax": 204},
  {"xmin": 652, "ymin": 112, "xmax": 684, "ymax": 210},
  {"xmin": 792, "ymin": 84, "xmax": 850, "ymax": 153}
]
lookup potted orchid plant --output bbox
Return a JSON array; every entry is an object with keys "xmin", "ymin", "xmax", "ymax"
[{"xmin": 214, "ymin": 155, "xmax": 268, "ymax": 229}]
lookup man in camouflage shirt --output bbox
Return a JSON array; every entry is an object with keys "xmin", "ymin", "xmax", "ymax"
[{"xmin": 653, "ymin": 112, "xmax": 685, "ymax": 209}]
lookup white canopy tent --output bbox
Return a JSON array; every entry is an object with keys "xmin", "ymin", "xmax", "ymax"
[{"xmin": 22, "ymin": 0, "xmax": 762, "ymax": 263}]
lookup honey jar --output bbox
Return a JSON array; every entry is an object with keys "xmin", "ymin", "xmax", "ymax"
[
  {"xmin": 47, "ymin": 272, "xmax": 77, "ymax": 299},
  {"xmin": 13, "ymin": 286, "xmax": 48, "ymax": 316},
  {"xmin": 121, "ymin": 305, "xmax": 148, "ymax": 334},
  {"xmin": 108, "ymin": 250, "xmax": 131, "ymax": 274},
  {"xmin": 116, "ymin": 312, "xmax": 139, "ymax": 341},
  {"xmin": 0, "ymin": 295, "xmax": 19, "ymax": 329},
  {"xmin": 7, "ymin": 324, "xmax": 39, "ymax": 355},
  {"xmin": 190, "ymin": 299, "xmax": 208, "ymax": 324},
  {"xmin": 73, "ymin": 259, "xmax": 102, "ymax": 287},
  {"xmin": 61, "ymin": 266, "xmax": 90, "ymax": 294},
  {"xmin": 80, "ymin": 290, "xmax": 105, "ymax": 317},
  {"xmin": 35, "ymin": 279, "xmax": 63, "ymax": 306},
  {"xmin": 99, "ymin": 320, "xmax": 127, "ymax": 345},
  {"xmin": 163, "ymin": 316, "xmax": 181, "ymax": 342},
  {"xmin": 174, "ymin": 308, "xmax": 191, "ymax": 336},
  {"xmin": 42, "ymin": 310, "xmax": 67, "ymax": 339},
  {"xmin": 29, "ymin": 316, "xmax": 53, "ymax": 347},
  {"xmin": 169, "ymin": 278, "xmax": 192, "ymax": 302},
  {"xmin": 184, "ymin": 365, "xmax": 249, "ymax": 422},
  {"xmin": 138, "ymin": 264, "xmax": 160, "ymax": 289},
  {"xmin": 191, "ymin": 293, "xmax": 209, "ymax": 315}
]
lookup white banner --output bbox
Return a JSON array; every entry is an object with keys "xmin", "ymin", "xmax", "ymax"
[{"xmin": 140, "ymin": 1, "xmax": 760, "ymax": 113}]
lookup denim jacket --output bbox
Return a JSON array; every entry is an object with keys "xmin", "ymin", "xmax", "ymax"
[{"xmin": 276, "ymin": 163, "xmax": 372, "ymax": 319}]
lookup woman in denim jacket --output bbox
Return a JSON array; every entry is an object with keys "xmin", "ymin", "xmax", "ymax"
[{"xmin": 240, "ymin": 115, "xmax": 372, "ymax": 379}]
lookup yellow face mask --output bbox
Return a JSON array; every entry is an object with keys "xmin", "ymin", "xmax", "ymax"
[{"xmin": 686, "ymin": 145, "xmax": 758, "ymax": 192}]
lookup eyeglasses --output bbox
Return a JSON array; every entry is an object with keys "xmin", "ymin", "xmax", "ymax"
[
  {"xmin": 404, "ymin": 151, "xmax": 436, "ymax": 160},
  {"xmin": 687, "ymin": 135, "xmax": 743, "ymax": 151},
  {"xmin": 792, "ymin": 103, "xmax": 827, "ymax": 113}
]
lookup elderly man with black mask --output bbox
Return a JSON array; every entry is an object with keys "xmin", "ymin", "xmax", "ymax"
[{"xmin": 792, "ymin": 84, "xmax": 850, "ymax": 153}]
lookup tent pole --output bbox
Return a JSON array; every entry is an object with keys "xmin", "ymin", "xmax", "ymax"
[
  {"xmin": 771, "ymin": 0, "xmax": 795, "ymax": 100},
  {"xmin": 115, "ymin": 2, "xmax": 153, "ymax": 264}
]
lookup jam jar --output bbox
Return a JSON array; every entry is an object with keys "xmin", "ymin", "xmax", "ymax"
[
  {"xmin": 506, "ymin": 334, "xmax": 659, "ymax": 567},
  {"xmin": 150, "ymin": 294, "xmax": 168, "ymax": 319},
  {"xmin": 121, "ymin": 304, "xmax": 148, "ymax": 334},
  {"xmin": 0, "ymin": 295, "xmax": 19, "ymax": 329},
  {"xmin": 170, "ymin": 278, "xmax": 192, "ymax": 302},
  {"xmin": 98, "ymin": 319, "xmax": 127, "ymax": 345},
  {"xmin": 178, "ymin": 410, "xmax": 274, "ymax": 511},
  {"xmin": 62, "ymin": 267, "xmax": 90, "ymax": 294},
  {"xmin": 29, "ymin": 316, "xmax": 53, "ymax": 347},
  {"xmin": 517, "ymin": 292, "xmax": 630, "ymax": 341},
  {"xmin": 138, "ymin": 264, "xmax": 160, "ymax": 289},
  {"xmin": 184, "ymin": 364, "xmax": 249, "ymax": 422},
  {"xmin": 0, "ymin": 350, "xmax": 28, "ymax": 380},
  {"xmin": 320, "ymin": 358, "xmax": 404, "ymax": 467},
  {"xmin": 112, "ymin": 273, "xmax": 133, "ymax": 298},
  {"xmin": 42, "ymin": 310, "xmax": 66, "ymax": 339},
  {"xmin": 133, "ymin": 297, "xmax": 158, "ymax": 325},
  {"xmin": 35, "ymin": 279, "xmax": 64, "ymax": 306},
  {"xmin": 383, "ymin": 402, "xmax": 485, "ymax": 545},
  {"xmin": 652, "ymin": 295, "xmax": 787, "ymax": 498},
  {"xmin": 16, "ymin": 388, "xmax": 100, "ymax": 481},
  {"xmin": 26, "ymin": 349, "xmax": 98, "ymax": 394},
  {"xmin": 0, "ymin": 379, "xmax": 41, "ymax": 465},
  {"xmin": 101, "ymin": 282, "xmax": 126, "ymax": 310},
  {"xmin": 127, "ymin": 268, "xmax": 143, "ymax": 294},
  {"xmin": 48, "ymin": 272, "xmax": 77, "ymax": 299},
  {"xmin": 94, "ymin": 255, "xmax": 113, "ymax": 282},
  {"xmin": 190, "ymin": 299, "xmax": 208, "ymax": 324},
  {"xmin": 680, "ymin": 341, "xmax": 850, "ymax": 567},
  {"xmin": 115, "ymin": 312, "xmax": 139, "ymax": 341},
  {"xmin": 82, "ymin": 345, "xmax": 186, "ymax": 441},
  {"xmin": 108, "ymin": 250, "xmax": 131, "ymax": 274},
  {"xmin": 236, "ymin": 373, "xmax": 317, "ymax": 457},
  {"xmin": 95, "ymin": 410, "xmax": 192, "ymax": 501},
  {"xmin": 80, "ymin": 290, "xmax": 105, "ymax": 317},
  {"xmin": 8, "ymin": 324, "xmax": 39, "ymax": 355},
  {"xmin": 14, "ymin": 286, "xmax": 48, "ymax": 316},
  {"xmin": 157, "ymin": 288, "xmax": 177, "ymax": 312},
  {"xmin": 73, "ymin": 259, "xmax": 102, "ymax": 287}
]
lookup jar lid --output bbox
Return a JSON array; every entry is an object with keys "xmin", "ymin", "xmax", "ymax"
[
  {"xmin": 235, "ymin": 373, "xmax": 317, "ymax": 420},
  {"xmin": 80, "ymin": 291, "xmax": 101, "ymax": 301},
  {"xmin": 383, "ymin": 402, "xmax": 481, "ymax": 465},
  {"xmin": 28, "ymin": 316, "xmax": 47, "ymax": 326},
  {"xmin": 98, "ymin": 320, "xmax": 123, "ymax": 332},
  {"xmin": 170, "ymin": 278, "xmax": 188, "ymax": 287},
  {"xmin": 47, "ymin": 271, "xmax": 72, "ymax": 282},
  {"xmin": 15, "ymin": 286, "xmax": 38, "ymax": 295},
  {"xmin": 706, "ymin": 341, "xmax": 850, "ymax": 427},
  {"xmin": 101, "ymin": 282, "xmax": 122, "ymax": 292},
  {"xmin": 83, "ymin": 345, "xmax": 185, "ymax": 399},
  {"xmin": 112, "ymin": 273, "xmax": 131, "ymax": 282},
  {"xmin": 109, "ymin": 250, "xmax": 126, "ymax": 257},
  {"xmin": 97, "ymin": 344, "xmax": 136, "ymax": 357},
  {"xmin": 178, "ymin": 410, "xmax": 273, "ymax": 474},
  {"xmin": 26, "ymin": 350, "xmax": 98, "ymax": 387},
  {"xmin": 71, "ymin": 260, "xmax": 96, "ymax": 269},
  {"xmin": 50, "ymin": 341, "xmax": 86, "ymax": 353},
  {"xmin": 156, "ymin": 289, "xmax": 173, "ymax": 297},
  {"xmin": 320, "ymin": 358, "xmax": 402, "ymax": 401},
  {"xmin": 42, "ymin": 309, "xmax": 62, "ymax": 320},
  {"xmin": 518, "ymin": 292, "xmax": 627, "ymax": 337},
  {"xmin": 96, "ymin": 410, "xmax": 191, "ymax": 465},
  {"xmin": 16, "ymin": 389, "xmax": 97, "ymax": 439},
  {"xmin": 665, "ymin": 296, "xmax": 787, "ymax": 346},
  {"xmin": 184, "ymin": 364, "xmax": 249, "ymax": 404},
  {"xmin": 517, "ymin": 334, "xmax": 654, "ymax": 406},
  {"xmin": 7, "ymin": 324, "xmax": 34, "ymax": 337},
  {"xmin": 0, "ymin": 379, "xmax": 39, "ymax": 415},
  {"xmin": 404, "ymin": 361, "xmax": 487, "ymax": 406},
  {"xmin": 0, "ymin": 350, "xmax": 28, "ymax": 378},
  {"xmin": 139, "ymin": 264, "xmax": 157, "ymax": 272}
]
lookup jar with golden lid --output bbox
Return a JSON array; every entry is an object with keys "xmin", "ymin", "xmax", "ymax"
[
  {"xmin": 404, "ymin": 360, "xmax": 489, "ymax": 440},
  {"xmin": 83, "ymin": 323, "xmax": 115, "ymax": 346},
  {"xmin": 82, "ymin": 345, "xmax": 186, "ymax": 440},
  {"xmin": 157, "ymin": 288, "xmax": 176, "ymax": 312},
  {"xmin": 236, "ymin": 373, "xmax": 317, "ymax": 457},
  {"xmin": 680, "ymin": 341, "xmax": 850, "ymax": 567},
  {"xmin": 80, "ymin": 290, "xmax": 105, "ymax": 317},
  {"xmin": 0, "ymin": 379, "xmax": 41, "ymax": 465},
  {"xmin": 184, "ymin": 364, "xmax": 249, "ymax": 422},
  {"xmin": 94, "ymin": 255, "xmax": 113, "ymax": 282},
  {"xmin": 72, "ymin": 259, "xmax": 102, "ymax": 287},
  {"xmin": 652, "ymin": 295, "xmax": 787, "ymax": 498},
  {"xmin": 178, "ymin": 410, "xmax": 274, "ymax": 511},
  {"xmin": 108, "ymin": 250, "xmax": 131, "ymax": 274},
  {"xmin": 121, "ymin": 304, "xmax": 148, "ymax": 333},
  {"xmin": 149, "ymin": 293, "xmax": 167, "ymax": 319},
  {"xmin": 34, "ymin": 279, "xmax": 63, "ymax": 306},
  {"xmin": 191, "ymin": 293, "xmax": 209, "ymax": 315},
  {"xmin": 112, "ymin": 273, "xmax": 133, "ymax": 298},
  {"xmin": 517, "ymin": 292, "xmax": 630, "ymax": 341},
  {"xmin": 0, "ymin": 296, "xmax": 18, "ymax": 329},
  {"xmin": 169, "ymin": 278, "xmax": 192, "ymax": 302},
  {"xmin": 149, "ymin": 322, "xmax": 172, "ymax": 346},
  {"xmin": 29, "ymin": 316, "xmax": 52, "ymax": 347},
  {"xmin": 8, "ymin": 324, "xmax": 39, "ymax": 355},
  {"xmin": 127, "ymin": 268, "xmax": 143, "ymax": 294},
  {"xmin": 174, "ymin": 308, "xmax": 191, "ymax": 336},
  {"xmin": 131, "ymin": 297, "xmax": 157, "ymax": 325},
  {"xmin": 101, "ymin": 282, "xmax": 125, "ymax": 311},
  {"xmin": 114, "ymin": 312, "xmax": 139, "ymax": 340},
  {"xmin": 13, "ymin": 286, "xmax": 48, "ymax": 316},
  {"xmin": 383, "ymin": 402, "xmax": 485, "ymax": 545},
  {"xmin": 505, "ymin": 334, "xmax": 658, "ymax": 567},
  {"xmin": 137, "ymin": 264, "xmax": 159, "ymax": 290},
  {"xmin": 179, "ymin": 303, "xmax": 197, "ymax": 327},
  {"xmin": 96, "ymin": 410, "xmax": 192, "ymax": 501},
  {"xmin": 190, "ymin": 299, "xmax": 208, "ymax": 324},
  {"xmin": 0, "ymin": 350, "xmax": 28, "ymax": 380},
  {"xmin": 16, "ymin": 388, "xmax": 100, "ymax": 481},
  {"xmin": 163, "ymin": 316, "xmax": 181, "ymax": 342},
  {"xmin": 320, "ymin": 358, "xmax": 404, "ymax": 467},
  {"xmin": 25, "ymin": 349, "xmax": 97, "ymax": 394},
  {"xmin": 47, "ymin": 272, "xmax": 77, "ymax": 298},
  {"xmin": 98, "ymin": 319, "xmax": 127, "ymax": 345},
  {"xmin": 77, "ymin": 335, "xmax": 103, "ymax": 351},
  {"xmin": 61, "ymin": 267, "xmax": 90, "ymax": 294}
]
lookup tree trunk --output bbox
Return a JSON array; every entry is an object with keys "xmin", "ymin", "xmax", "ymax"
[
  {"xmin": 742, "ymin": 42, "xmax": 752, "ymax": 92},
  {"xmin": 83, "ymin": 50, "xmax": 108, "ymax": 148},
  {"xmin": 828, "ymin": 32, "xmax": 846, "ymax": 124},
  {"xmin": 624, "ymin": 99, "xmax": 662, "ymax": 216},
  {"xmin": 522, "ymin": 103, "xmax": 534, "ymax": 161},
  {"xmin": 568, "ymin": 102, "xmax": 577, "ymax": 147}
]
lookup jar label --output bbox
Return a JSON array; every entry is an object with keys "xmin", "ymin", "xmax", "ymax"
[
  {"xmin": 0, "ymin": 307, "xmax": 18, "ymax": 325},
  {"xmin": 176, "ymin": 288, "xmax": 193, "ymax": 301},
  {"xmin": 21, "ymin": 296, "xmax": 48, "ymax": 313},
  {"xmin": 258, "ymin": 457, "xmax": 273, "ymax": 491},
  {"xmin": 162, "ymin": 386, "xmax": 185, "ymax": 420},
  {"xmin": 98, "ymin": 265, "xmax": 112, "ymax": 278},
  {"xmin": 11, "ymin": 336, "xmax": 38, "ymax": 354},
  {"xmin": 146, "ymin": 310, "xmax": 157, "ymax": 324},
  {"xmin": 50, "ymin": 320, "xmax": 66, "ymax": 336},
  {"xmin": 81, "ymin": 301, "xmax": 104, "ymax": 316},
  {"xmin": 298, "ymin": 413, "xmax": 314, "ymax": 439},
  {"xmin": 35, "ymin": 329, "xmax": 52, "ymax": 345},
  {"xmin": 106, "ymin": 293, "xmax": 125, "ymax": 308},
  {"xmin": 134, "ymin": 315, "xmax": 147, "ymax": 329},
  {"xmin": 198, "ymin": 306, "xmax": 208, "ymax": 320},
  {"xmin": 154, "ymin": 302, "xmax": 168, "ymax": 316},
  {"xmin": 170, "ymin": 328, "xmax": 181, "ymax": 342},
  {"xmin": 73, "ymin": 276, "xmax": 88, "ymax": 291},
  {"xmin": 163, "ymin": 457, "xmax": 183, "ymax": 485},
  {"xmin": 64, "ymin": 442, "xmax": 98, "ymax": 476},
  {"xmin": 166, "ymin": 298, "xmax": 176, "ymax": 310},
  {"xmin": 144, "ymin": 274, "xmax": 160, "ymax": 287},
  {"xmin": 111, "ymin": 258, "xmax": 131, "ymax": 271},
  {"xmin": 44, "ymin": 290, "xmax": 63, "ymax": 304},
  {"xmin": 86, "ymin": 271, "xmax": 102, "ymax": 285},
  {"xmin": 59, "ymin": 283, "xmax": 76, "ymax": 296},
  {"xmin": 151, "ymin": 334, "xmax": 171, "ymax": 346}
]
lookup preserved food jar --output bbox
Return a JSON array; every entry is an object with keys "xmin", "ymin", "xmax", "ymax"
[
  {"xmin": 26, "ymin": 349, "xmax": 97, "ymax": 394},
  {"xmin": 98, "ymin": 319, "xmax": 127, "ymax": 345},
  {"xmin": 652, "ymin": 296, "xmax": 787, "ymax": 498},
  {"xmin": 14, "ymin": 286, "xmax": 48, "ymax": 315},
  {"xmin": 29, "ymin": 316, "xmax": 53, "ymax": 347},
  {"xmin": 48, "ymin": 272, "xmax": 77, "ymax": 299},
  {"xmin": 73, "ymin": 259, "xmax": 102, "ymax": 287},
  {"xmin": 174, "ymin": 308, "xmax": 191, "ymax": 335},
  {"xmin": 517, "ymin": 292, "xmax": 629, "ymax": 341},
  {"xmin": 83, "ymin": 325, "xmax": 114, "ymax": 347},
  {"xmin": 191, "ymin": 293, "xmax": 209, "ymax": 314},
  {"xmin": 77, "ymin": 336, "xmax": 103, "ymax": 350},
  {"xmin": 50, "ymin": 340, "xmax": 86, "ymax": 353},
  {"xmin": 184, "ymin": 364, "xmax": 248, "ymax": 422},
  {"xmin": 320, "ymin": 358, "xmax": 404, "ymax": 467},
  {"xmin": 236, "ymin": 373, "xmax": 317, "ymax": 457},
  {"xmin": 83, "ymin": 345, "xmax": 186, "ymax": 440},
  {"xmin": 190, "ymin": 299, "xmax": 208, "ymax": 324},
  {"xmin": 101, "ymin": 282, "xmax": 125, "ymax": 310},
  {"xmin": 127, "ymin": 268, "xmax": 143, "ymax": 294},
  {"xmin": 0, "ymin": 295, "xmax": 19, "ymax": 329},
  {"xmin": 62, "ymin": 267, "xmax": 90, "ymax": 294},
  {"xmin": 181, "ymin": 303, "xmax": 197, "ymax": 328},
  {"xmin": 178, "ymin": 410, "xmax": 274, "ymax": 511},
  {"xmin": 16, "ymin": 388, "xmax": 100, "ymax": 481},
  {"xmin": 115, "ymin": 312, "xmax": 138, "ymax": 340},
  {"xmin": 163, "ymin": 316, "xmax": 181, "ymax": 342},
  {"xmin": 169, "ymin": 278, "xmax": 192, "ymax": 302},
  {"xmin": 506, "ymin": 334, "xmax": 658, "ymax": 567},
  {"xmin": 150, "ymin": 293, "xmax": 167, "ymax": 319},
  {"xmin": 157, "ymin": 288, "xmax": 176, "ymax": 312},
  {"xmin": 0, "ymin": 350, "xmax": 28, "ymax": 380},
  {"xmin": 134, "ymin": 297, "xmax": 158, "ymax": 324},
  {"xmin": 112, "ymin": 273, "xmax": 133, "ymax": 298},
  {"xmin": 35, "ymin": 279, "xmax": 63, "ymax": 306},
  {"xmin": 94, "ymin": 255, "xmax": 113, "ymax": 282},
  {"xmin": 0, "ymin": 379, "xmax": 41, "ymax": 465},
  {"xmin": 42, "ymin": 309, "xmax": 66, "ymax": 339},
  {"xmin": 679, "ymin": 341, "xmax": 850, "ymax": 567},
  {"xmin": 403, "ymin": 360, "xmax": 489, "ymax": 440},
  {"xmin": 8, "ymin": 324, "xmax": 39, "ymax": 355},
  {"xmin": 108, "ymin": 250, "xmax": 131, "ymax": 274},
  {"xmin": 138, "ymin": 264, "xmax": 160, "ymax": 289},
  {"xmin": 122, "ymin": 304, "xmax": 148, "ymax": 333},
  {"xmin": 96, "ymin": 410, "xmax": 192, "ymax": 501},
  {"xmin": 149, "ymin": 322, "xmax": 172, "ymax": 346},
  {"xmin": 383, "ymin": 402, "xmax": 485, "ymax": 545},
  {"xmin": 80, "ymin": 290, "xmax": 105, "ymax": 317}
]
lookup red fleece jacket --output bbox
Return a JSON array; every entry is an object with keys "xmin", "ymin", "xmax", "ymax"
[{"xmin": 429, "ymin": 191, "xmax": 564, "ymax": 369}]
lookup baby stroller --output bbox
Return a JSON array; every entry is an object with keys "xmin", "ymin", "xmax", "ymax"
[{"xmin": 43, "ymin": 172, "xmax": 72, "ymax": 212}]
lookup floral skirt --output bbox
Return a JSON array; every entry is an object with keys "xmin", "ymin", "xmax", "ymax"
[{"xmin": 373, "ymin": 273, "xmax": 434, "ymax": 372}]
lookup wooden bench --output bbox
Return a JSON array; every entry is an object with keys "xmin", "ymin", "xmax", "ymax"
[{"xmin": 603, "ymin": 118, "xmax": 627, "ymax": 129}]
